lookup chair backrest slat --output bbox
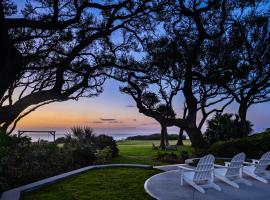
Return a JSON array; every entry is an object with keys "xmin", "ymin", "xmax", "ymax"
[
  {"xmin": 225, "ymin": 152, "xmax": 245, "ymax": 178},
  {"xmin": 194, "ymin": 154, "xmax": 215, "ymax": 182},
  {"xmin": 255, "ymin": 151, "xmax": 270, "ymax": 174}
]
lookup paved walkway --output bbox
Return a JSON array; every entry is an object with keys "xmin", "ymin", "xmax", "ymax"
[{"xmin": 145, "ymin": 169, "xmax": 270, "ymax": 200}]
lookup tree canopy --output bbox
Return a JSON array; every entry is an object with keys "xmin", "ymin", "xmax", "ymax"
[{"xmin": 1, "ymin": 0, "xmax": 270, "ymax": 149}]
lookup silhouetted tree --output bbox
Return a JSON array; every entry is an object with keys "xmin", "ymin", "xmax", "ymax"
[
  {"xmin": 120, "ymin": 71, "xmax": 180, "ymax": 150},
  {"xmin": 0, "ymin": 0, "xmax": 156, "ymax": 133},
  {"xmin": 195, "ymin": 0, "xmax": 270, "ymax": 137}
]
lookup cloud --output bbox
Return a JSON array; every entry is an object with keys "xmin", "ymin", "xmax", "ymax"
[
  {"xmin": 140, "ymin": 122, "xmax": 158, "ymax": 126},
  {"xmin": 132, "ymin": 119, "xmax": 137, "ymax": 122},
  {"xmin": 126, "ymin": 105, "xmax": 136, "ymax": 108},
  {"xmin": 109, "ymin": 120, "xmax": 123, "ymax": 124},
  {"xmin": 92, "ymin": 121, "xmax": 104, "ymax": 124},
  {"xmin": 100, "ymin": 118, "xmax": 117, "ymax": 121}
]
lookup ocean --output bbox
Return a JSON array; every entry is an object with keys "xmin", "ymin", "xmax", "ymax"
[{"xmin": 15, "ymin": 132, "xmax": 146, "ymax": 142}]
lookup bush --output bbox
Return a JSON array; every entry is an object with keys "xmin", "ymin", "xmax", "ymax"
[
  {"xmin": 54, "ymin": 137, "xmax": 67, "ymax": 144},
  {"xmin": 126, "ymin": 133, "xmax": 186, "ymax": 140},
  {"xmin": 204, "ymin": 113, "xmax": 253, "ymax": 145},
  {"xmin": 0, "ymin": 127, "xmax": 119, "ymax": 194},
  {"xmin": 154, "ymin": 151, "xmax": 190, "ymax": 164},
  {"xmin": 179, "ymin": 151, "xmax": 189, "ymax": 161},
  {"xmin": 95, "ymin": 147, "xmax": 113, "ymax": 164},
  {"xmin": 208, "ymin": 131, "xmax": 270, "ymax": 159},
  {"xmin": 71, "ymin": 146, "xmax": 96, "ymax": 166},
  {"xmin": 95, "ymin": 135, "xmax": 118, "ymax": 157},
  {"xmin": 155, "ymin": 152, "xmax": 180, "ymax": 163}
]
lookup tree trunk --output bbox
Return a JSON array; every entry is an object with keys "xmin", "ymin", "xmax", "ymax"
[
  {"xmin": 177, "ymin": 102, "xmax": 187, "ymax": 146},
  {"xmin": 238, "ymin": 104, "xmax": 248, "ymax": 137},
  {"xmin": 186, "ymin": 127, "xmax": 206, "ymax": 148},
  {"xmin": 176, "ymin": 128, "xmax": 184, "ymax": 146},
  {"xmin": 0, "ymin": 3, "xmax": 24, "ymax": 98},
  {"xmin": 160, "ymin": 124, "xmax": 166, "ymax": 150},
  {"xmin": 164, "ymin": 126, "xmax": 169, "ymax": 146}
]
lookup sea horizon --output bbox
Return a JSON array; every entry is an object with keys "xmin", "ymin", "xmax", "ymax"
[{"xmin": 12, "ymin": 131, "xmax": 168, "ymax": 142}]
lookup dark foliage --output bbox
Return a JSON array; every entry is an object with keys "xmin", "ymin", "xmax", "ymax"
[
  {"xmin": 208, "ymin": 131, "xmax": 270, "ymax": 159},
  {"xmin": 126, "ymin": 133, "xmax": 186, "ymax": 141},
  {"xmin": 95, "ymin": 135, "xmax": 118, "ymax": 157},
  {"xmin": 0, "ymin": 127, "xmax": 118, "ymax": 194},
  {"xmin": 155, "ymin": 152, "xmax": 180, "ymax": 164},
  {"xmin": 155, "ymin": 150, "xmax": 189, "ymax": 164},
  {"xmin": 204, "ymin": 113, "xmax": 253, "ymax": 144}
]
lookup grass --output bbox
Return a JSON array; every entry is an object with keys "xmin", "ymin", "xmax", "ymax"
[
  {"xmin": 21, "ymin": 168, "xmax": 160, "ymax": 200},
  {"xmin": 111, "ymin": 140, "xmax": 193, "ymax": 165},
  {"xmin": 21, "ymin": 139, "xmax": 193, "ymax": 200}
]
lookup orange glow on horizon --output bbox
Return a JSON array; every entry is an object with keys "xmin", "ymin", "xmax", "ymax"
[{"xmin": 17, "ymin": 100, "xmax": 159, "ymax": 131}]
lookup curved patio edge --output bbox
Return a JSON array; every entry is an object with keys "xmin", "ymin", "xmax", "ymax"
[
  {"xmin": 144, "ymin": 170, "xmax": 174, "ymax": 200},
  {"xmin": 0, "ymin": 164, "xmax": 152, "ymax": 200}
]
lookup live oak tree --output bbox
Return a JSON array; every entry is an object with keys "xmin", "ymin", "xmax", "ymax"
[
  {"xmin": 120, "ymin": 38, "xmax": 233, "ymax": 148},
  {"xmin": 0, "ymin": 0, "xmax": 155, "ymax": 133},
  {"xmin": 154, "ymin": 0, "xmax": 228, "ymax": 148},
  {"xmin": 116, "ymin": 0, "xmax": 231, "ymax": 148},
  {"xmin": 196, "ymin": 1, "xmax": 270, "ymax": 137},
  {"xmin": 120, "ymin": 71, "xmax": 181, "ymax": 150}
]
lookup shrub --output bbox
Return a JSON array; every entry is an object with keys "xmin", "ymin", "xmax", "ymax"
[
  {"xmin": 204, "ymin": 113, "xmax": 253, "ymax": 145},
  {"xmin": 95, "ymin": 135, "xmax": 118, "ymax": 157},
  {"xmin": 54, "ymin": 137, "xmax": 67, "ymax": 144},
  {"xmin": 71, "ymin": 146, "xmax": 96, "ymax": 166},
  {"xmin": 179, "ymin": 151, "xmax": 189, "ymax": 161},
  {"xmin": 0, "ymin": 127, "xmax": 118, "ymax": 194},
  {"xmin": 95, "ymin": 147, "xmax": 113, "ymax": 164},
  {"xmin": 126, "ymin": 133, "xmax": 186, "ymax": 140},
  {"xmin": 155, "ymin": 152, "xmax": 186, "ymax": 164},
  {"xmin": 208, "ymin": 132, "xmax": 270, "ymax": 159}
]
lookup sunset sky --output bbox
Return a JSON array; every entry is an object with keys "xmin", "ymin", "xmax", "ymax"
[
  {"xmin": 13, "ymin": 0, "xmax": 270, "ymax": 136},
  {"xmin": 17, "ymin": 78, "xmax": 270, "ymax": 135}
]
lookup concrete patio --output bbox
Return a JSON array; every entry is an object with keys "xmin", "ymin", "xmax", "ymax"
[{"xmin": 145, "ymin": 169, "xmax": 270, "ymax": 200}]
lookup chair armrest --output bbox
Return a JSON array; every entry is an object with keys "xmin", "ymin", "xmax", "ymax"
[
  {"xmin": 243, "ymin": 161, "xmax": 255, "ymax": 165},
  {"xmin": 252, "ymin": 159, "xmax": 259, "ymax": 164},
  {"xmin": 177, "ymin": 165, "xmax": 194, "ymax": 171},
  {"xmin": 214, "ymin": 164, "xmax": 227, "ymax": 168}
]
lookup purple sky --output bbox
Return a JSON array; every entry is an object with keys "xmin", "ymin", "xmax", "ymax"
[{"xmin": 17, "ymin": 78, "xmax": 270, "ymax": 135}]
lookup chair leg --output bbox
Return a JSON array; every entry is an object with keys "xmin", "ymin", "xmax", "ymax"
[
  {"xmin": 179, "ymin": 170, "xmax": 184, "ymax": 186},
  {"xmin": 209, "ymin": 182, "xmax": 222, "ymax": 191},
  {"xmin": 243, "ymin": 171, "xmax": 268, "ymax": 184},
  {"xmin": 215, "ymin": 174, "xmax": 239, "ymax": 189},
  {"xmin": 184, "ymin": 177, "xmax": 205, "ymax": 194},
  {"xmin": 238, "ymin": 178, "xmax": 252, "ymax": 186}
]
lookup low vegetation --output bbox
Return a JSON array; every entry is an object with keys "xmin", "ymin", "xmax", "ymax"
[
  {"xmin": 21, "ymin": 168, "xmax": 159, "ymax": 200},
  {"xmin": 0, "ymin": 127, "xmax": 118, "ymax": 194},
  {"xmin": 207, "ymin": 130, "xmax": 270, "ymax": 159},
  {"xmin": 126, "ymin": 133, "xmax": 186, "ymax": 141}
]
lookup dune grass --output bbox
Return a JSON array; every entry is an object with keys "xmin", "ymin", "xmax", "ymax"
[
  {"xmin": 111, "ymin": 140, "xmax": 193, "ymax": 165},
  {"xmin": 21, "ymin": 168, "xmax": 160, "ymax": 200}
]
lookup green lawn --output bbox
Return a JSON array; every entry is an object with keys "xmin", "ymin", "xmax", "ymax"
[
  {"xmin": 111, "ymin": 140, "xmax": 193, "ymax": 165},
  {"xmin": 21, "ymin": 140, "xmax": 193, "ymax": 200},
  {"xmin": 21, "ymin": 168, "xmax": 160, "ymax": 200}
]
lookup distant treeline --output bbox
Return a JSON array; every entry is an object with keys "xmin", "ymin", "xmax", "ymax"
[{"xmin": 126, "ymin": 133, "xmax": 186, "ymax": 140}]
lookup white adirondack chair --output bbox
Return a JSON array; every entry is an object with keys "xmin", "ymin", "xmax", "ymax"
[
  {"xmin": 214, "ymin": 153, "xmax": 252, "ymax": 188},
  {"xmin": 178, "ymin": 154, "xmax": 221, "ymax": 194},
  {"xmin": 243, "ymin": 151, "xmax": 270, "ymax": 183}
]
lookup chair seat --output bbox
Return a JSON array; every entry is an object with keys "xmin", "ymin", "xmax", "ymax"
[
  {"xmin": 183, "ymin": 171, "xmax": 195, "ymax": 180},
  {"xmin": 243, "ymin": 165, "xmax": 256, "ymax": 173},
  {"xmin": 214, "ymin": 168, "xmax": 227, "ymax": 176}
]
